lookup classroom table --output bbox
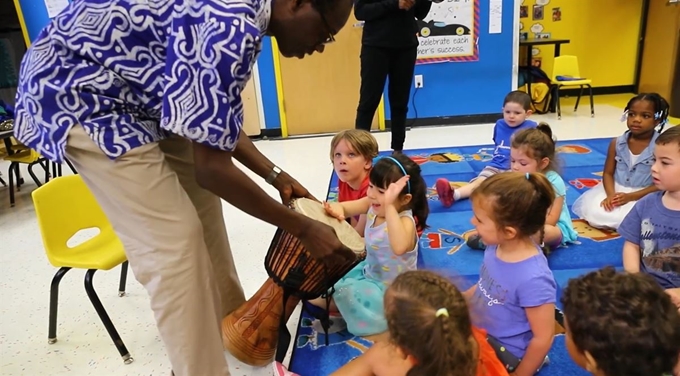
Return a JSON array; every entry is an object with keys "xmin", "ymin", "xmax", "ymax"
[{"xmin": 519, "ymin": 38, "xmax": 571, "ymax": 94}]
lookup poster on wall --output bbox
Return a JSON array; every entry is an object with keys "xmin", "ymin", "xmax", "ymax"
[{"xmin": 415, "ymin": 0, "xmax": 479, "ymax": 65}]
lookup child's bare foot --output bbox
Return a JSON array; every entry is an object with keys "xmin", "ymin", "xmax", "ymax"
[{"xmin": 435, "ymin": 178, "xmax": 455, "ymax": 208}]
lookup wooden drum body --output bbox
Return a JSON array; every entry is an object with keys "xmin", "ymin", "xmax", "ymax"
[{"xmin": 222, "ymin": 198, "xmax": 366, "ymax": 367}]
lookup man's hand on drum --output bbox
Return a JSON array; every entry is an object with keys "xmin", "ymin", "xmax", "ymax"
[
  {"xmin": 272, "ymin": 171, "xmax": 318, "ymax": 205},
  {"xmin": 323, "ymin": 201, "xmax": 346, "ymax": 221},
  {"xmin": 300, "ymin": 220, "xmax": 356, "ymax": 266}
]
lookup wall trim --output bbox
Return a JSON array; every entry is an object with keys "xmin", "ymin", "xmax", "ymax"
[
  {"xmin": 12, "ymin": 0, "xmax": 30, "ymax": 47},
  {"xmin": 270, "ymin": 38, "xmax": 289, "ymax": 138},
  {"xmin": 388, "ymin": 113, "xmax": 502, "ymax": 128},
  {"xmin": 512, "ymin": 0, "xmax": 522, "ymax": 90},
  {"xmin": 557, "ymin": 85, "xmax": 634, "ymax": 97},
  {"xmin": 252, "ymin": 62, "xmax": 266, "ymax": 131}
]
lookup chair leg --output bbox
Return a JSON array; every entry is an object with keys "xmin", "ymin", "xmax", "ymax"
[
  {"xmin": 556, "ymin": 86, "xmax": 562, "ymax": 120},
  {"xmin": 84, "ymin": 269, "xmax": 134, "ymax": 364},
  {"xmin": 588, "ymin": 84, "xmax": 595, "ymax": 117},
  {"xmin": 48, "ymin": 267, "xmax": 72, "ymax": 344},
  {"xmin": 118, "ymin": 261, "xmax": 129, "ymax": 297},
  {"xmin": 27, "ymin": 163, "xmax": 43, "ymax": 187},
  {"xmin": 13, "ymin": 163, "xmax": 23, "ymax": 189},
  {"xmin": 574, "ymin": 86, "xmax": 584, "ymax": 112},
  {"xmin": 8, "ymin": 163, "xmax": 15, "ymax": 207},
  {"xmin": 41, "ymin": 160, "xmax": 50, "ymax": 183},
  {"xmin": 64, "ymin": 158, "xmax": 78, "ymax": 175},
  {"xmin": 0, "ymin": 175, "xmax": 5, "ymax": 187}
]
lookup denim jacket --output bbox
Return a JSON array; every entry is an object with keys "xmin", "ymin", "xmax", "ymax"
[{"xmin": 613, "ymin": 131, "xmax": 658, "ymax": 188}]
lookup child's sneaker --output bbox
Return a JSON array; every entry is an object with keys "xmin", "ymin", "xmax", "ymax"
[{"xmin": 435, "ymin": 178, "xmax": 455, "ymax": 208}]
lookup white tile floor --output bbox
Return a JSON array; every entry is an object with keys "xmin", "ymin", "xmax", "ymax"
[{"xmin": 0, "ymin": 102, "xmax": 630, "ymax": 375}]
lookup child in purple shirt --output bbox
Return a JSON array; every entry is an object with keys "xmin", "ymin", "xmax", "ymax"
[{"xmin": 466, "ymin": 172, "xmax": 556, "ymax": 375}]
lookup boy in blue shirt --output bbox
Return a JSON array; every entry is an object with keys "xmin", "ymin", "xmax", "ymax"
[
  {"xmin": 436, "ymin": 91, "xmax": 537, "ymax": 207},
  {"xmin": 619, "ymin": 125, "xmax": 680, "ymax": 309}
]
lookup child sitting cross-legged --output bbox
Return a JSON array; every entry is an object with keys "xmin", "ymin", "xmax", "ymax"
[
  {"xmin": 435, "ymin": 91, "xmax": 537, "ymax": 207},
  {"xmin": 466, "ymin": 172, "xmax": 556, "ymax": 376},
  {"xmin": 466, "ymin": 123, "xmax": 578, "ymax": 253},
  {"xmin": 330, "ymin": 129, "xmax": 379, "ymax": 235},
  {"xmin": 310, "ymin": 153, "xmax": 429, "ymax": 337},
  {"xmin": 619, "ymin": 125, "xmax": 680, "ymax": 308}
]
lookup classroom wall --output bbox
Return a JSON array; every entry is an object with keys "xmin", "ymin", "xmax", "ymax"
[
  {"xmin": 384, "ymin": 0, "xmax": 517, "ymax": 121},
  {"xmin": 19, "ymin": 0, "xmax": 644, "ymax": 133},
  {"xmin": 13, "ymin": 0, "xmax": 50, "ymax": 45},
  {"xmin": 519, "ymin": 0, "xmax": 643, "ymax": 88}
]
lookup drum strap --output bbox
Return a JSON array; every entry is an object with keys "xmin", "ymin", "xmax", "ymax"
[
  {"xmin": 275, "ymin": 288, "xmax": 293, "ymax": 364},
  {"xmin": 275, "ymin": 272, "xmax": 335, "ymax": 363}
]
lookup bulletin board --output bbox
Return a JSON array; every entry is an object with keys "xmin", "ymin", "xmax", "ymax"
[{"xmin": 415, "ymin": 0, "xmax": 480, "ymax": 65}]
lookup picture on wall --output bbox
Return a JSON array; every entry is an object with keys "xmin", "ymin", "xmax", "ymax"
[
  {"xmin": 520, "ymin": 5, "xmax": 528, "ymax": 18},
  {"xmin": 552, "ymin": 7, "xmax": 561, "ymax": 21},
  {"xmin": 533, "ymin": 4, "xmax": 544, "ymax": 20},
  {"xmin": 415, "ymin": 0, "xmax": 479, "ymax": 64}
]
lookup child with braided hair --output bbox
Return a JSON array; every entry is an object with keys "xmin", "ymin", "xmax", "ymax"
[{"xmin": 331, "ymin": 270, "xmax": 508, "ymax": 376}]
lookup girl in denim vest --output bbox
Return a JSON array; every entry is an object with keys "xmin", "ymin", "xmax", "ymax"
[{"xmin": 573, "ymin": 93, "xmax": 670, "ymax": 230}]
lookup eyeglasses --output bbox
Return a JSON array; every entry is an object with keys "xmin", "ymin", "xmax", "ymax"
[
  {"xmin": 312, "ymin": 0, "xmax": 336, "ymax": 45},
  {"xmin": 319, "ymin": 13, "xmax": 335, "ymax": 44}
]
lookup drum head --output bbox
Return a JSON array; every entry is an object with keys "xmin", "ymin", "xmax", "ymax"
[{"xmin": 291, "ymin": 198, "xmax": 365, "ymax": 255}]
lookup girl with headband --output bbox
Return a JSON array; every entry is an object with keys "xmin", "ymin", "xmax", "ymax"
[{"xmin": 311, "ymin": 153, "xmax": 429, "ymax": 336}]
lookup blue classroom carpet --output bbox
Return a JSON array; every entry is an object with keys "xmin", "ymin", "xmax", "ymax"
[{"xmin": 289, "ymin": 138, "xmax": 623, "ymax": 376}]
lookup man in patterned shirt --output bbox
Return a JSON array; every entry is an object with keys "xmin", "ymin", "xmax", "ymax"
[{"xmin": 13, "ymin": 0, "xmax": 355, "ymax": 374}]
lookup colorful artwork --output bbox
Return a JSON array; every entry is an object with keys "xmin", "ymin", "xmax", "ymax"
[
  {"xmin": 415, "ymin": 0, "xmax": 479, "ymax": 64},
  {"xmin": 572, "ymin": 219, "xmax": 620, "ymax": 242},
  {"xmin": 557, "ymin": 144, "xmax": 591, "ymax": 154}
]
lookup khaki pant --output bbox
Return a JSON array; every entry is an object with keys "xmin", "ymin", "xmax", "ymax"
[{"xmin": 65, "ymin": 125, "xmax": 246, "ymax": 376}]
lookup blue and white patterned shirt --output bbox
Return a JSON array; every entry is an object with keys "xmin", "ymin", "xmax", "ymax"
[{"xmin": 14, "ymin": 0, "xmax": 271, "ymax": 163}]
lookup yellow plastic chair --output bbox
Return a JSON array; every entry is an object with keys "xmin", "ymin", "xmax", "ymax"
[
  {"xmin": 31, "ymin": 175, "xmax": 133, "ymax": 364},
  {"xmin": 4, "ymin": 148, "xmax": 49, "ymax": 207},
  {"xmin": 551, "ymin": 55, "xmax": 594, "ymax": 119}
]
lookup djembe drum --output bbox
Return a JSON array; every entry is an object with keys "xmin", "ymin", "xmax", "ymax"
[{"xmin": 222, "ymin": 198, "xmax": 366, "ymax": 367}]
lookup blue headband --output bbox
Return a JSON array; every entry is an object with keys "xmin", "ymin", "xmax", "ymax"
[{"xmin": 382, "ymin": 156, "xmax": 411, "ymax": 193}]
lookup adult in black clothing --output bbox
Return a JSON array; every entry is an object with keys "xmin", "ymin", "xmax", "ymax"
[{"xmin": 354, "ymin": 0, "xmax": 431, "ymax": 153}]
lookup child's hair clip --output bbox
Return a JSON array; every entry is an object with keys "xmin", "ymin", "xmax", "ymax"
[
  {"xmin": 620, "ymin": 111, "xmax": 629, "ymax": 122},
  {"xmin": 435, "ymin": 308, "xmax": 449, "ymax": 318}
]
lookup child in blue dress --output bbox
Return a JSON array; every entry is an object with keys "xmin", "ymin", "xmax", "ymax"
[
  {"xmin": 572, "ymin": 93, "xmax": 670, "ymax": 229},
  {"xmin": 313, "ymin": 153, "xmax": 429, "ymax": 336}
]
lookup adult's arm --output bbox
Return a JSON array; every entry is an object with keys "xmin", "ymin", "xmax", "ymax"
[
  {"xmin": 355, "ymin": 0, "xmax": 400, "ymax": 21},
  {"xmin": 412, "ymin": 0, "xmax": 432, "ymax": 20},
  {"xmin": 193, "ymin": 143, "xmax": 306, "ymax": 237},
  {"xmin": 160, "ymin": 13, "xmax": 354, "ymax": 264},
  {"xmin": 233, "ymin": 132, "xmax": 275, "ymax": 181}
]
